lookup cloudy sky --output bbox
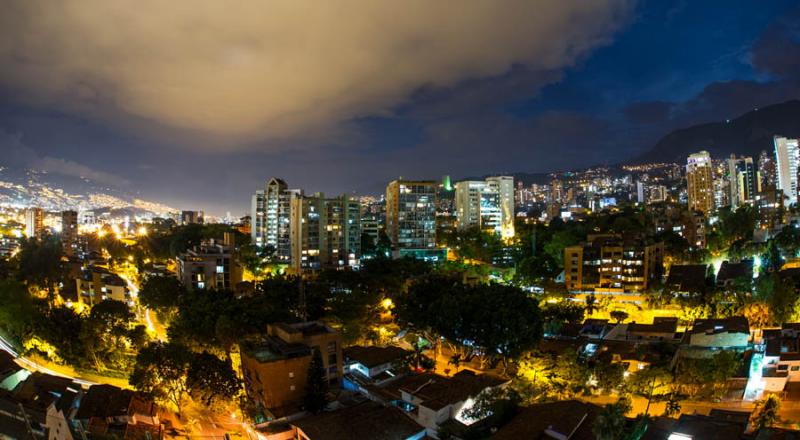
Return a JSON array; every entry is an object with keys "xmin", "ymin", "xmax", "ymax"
[{"xmin": 1, "ymin": 1, "xmax": 799, "ymax": 215}]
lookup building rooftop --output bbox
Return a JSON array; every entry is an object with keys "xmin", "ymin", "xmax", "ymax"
[
  {"xmin": 492, "ymin": 400, "xmax": 603, "ymax": 440},
  {"xmin": 690, "ymin": 316, "xmax": 750, "ymax": 335},
  {"xmin": 0, "ymin": 351, "xmax": 21, "ymax": 379},
  {"xmin": 275, "ymin": 321, "xmax": 335, "ymax": 337},
  {"xmin": 396, "ymin": 370, "xmax": 508, "ymax": 411},
  {"xmin": 344, "ymin": 345, "xmax": 410, "ymax": 369},
  {"xmin": 292, "ymin": 401, "xmax": 424, "ymax": 440},
  {"xmin": 716, "ymin": 260, "xmax": 754, "ymax": 285},
  {"xmin": 627, "ymin": 317, "xmax": 679, "ymax": 335},
  {"xmin": 666, "ymin": 264, "xmax": 710, "ymax": 292},
  {"xmin": 666, "ymin": 413, "xmax": 747, "ymax": 439},
  {"xmin": 76, "ymin": 384, "xmax": 156, "ymax": 420}
]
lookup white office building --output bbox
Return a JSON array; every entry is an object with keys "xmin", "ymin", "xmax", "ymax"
[{"xmin": 774, "ymin": 136, "xmax": 799, "ymax": 206}]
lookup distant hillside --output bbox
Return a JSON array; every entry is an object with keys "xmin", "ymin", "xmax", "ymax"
[
  {"xmin": 0, "ymin": 166, "xmax": 176, "ymax": 216},
  {"xmin": 632, "ymin": 100, "xmax": 800, "ymax": 164}
]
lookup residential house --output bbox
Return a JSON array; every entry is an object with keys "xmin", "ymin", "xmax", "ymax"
[
  {"xmin": 716, "ymin": 260, "xmax": 754, "ymax": 288},
  {"xmin": 492, "ymin": 400, "xmax": 604, "ymax": 440},
  {"xmin": 385, "ymin": 370, "xmax": 508, "ymax": 436},
  {"xmin": 240, "ymin": 322, "xmax": 342, "ymax": 418},
  {"xmin": 343, "ymin": 345, "xmax": 410, "ymax": 391},
  {"xmin": 75, "ymin": 266, "xmax": 130, "ymax": 306},
  {"xmin": 686, "ymin": 317, "xmax": 750, "ymax": 348},
  {"xmin": 291, "ymin": 401, "xmax": 425, "ymax": 440},
  {"xmin": 666, "ymin": 264, "xmax": 712, "ymax": 296},
  {"xmin": 73, "ymin": 384, "xmax": 161, "ymax": 440}
]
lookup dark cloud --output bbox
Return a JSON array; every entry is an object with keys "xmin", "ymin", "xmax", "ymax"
[
  {"xmin": 0, "ymin": 0, "xmax": 633, "ymax": 148},
  {"xmin": 751, "ymin": 9, "xmax": 800, "ymax": 77},
  {"xmin": 623, "ymin": 101, "xmax": 674, "ymax": 124},
  {"xmin": 0, "ymin": 130, "xmax": 126, "ymax": 186}
]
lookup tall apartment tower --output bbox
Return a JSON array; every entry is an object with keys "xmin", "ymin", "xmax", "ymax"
[
  {"xmin": 61, "ymin": 210, "xmax": 79, "ymax": 256},
  {"xmin": 774, "ymin": 136, "xmax": 800, "ymax": 206},
  {"xmin": 289, "ymin": 193, "xmax": 361, "ymax": 272},
  {"xmin": 454, "ymin": 176, "xmax": 515, "ymax": 238},
  {"xmin": 455, "ymin": 181, "xmax": 498, "ymax": 232},
  {"xmin": 180, "ymin": 210, "xmax": 204, "ymax": 225},
  {"xmin": 758, "ymin": 150, "xmax": 776, "ymax": 190},
  {"xmin": 251, "ymin": 178, "xmax": 296, "ymax": 262},
  {"xmin": 486, "ymin": 176, "xmax": 515, "ymax": 238},
  {"xmin": 686, "ymin": 151, "xmax": 715, "ymax": 215},
  {"xmin": 726, "ymin": 155, "xmax": 758, "ymax": 208},
  {"xmin": 385, "ymin": 179, "xmax": 438, "ymax": 260},
  {"xmin": 25, "ymin": 207, "xmax": 44, "ymax": 239}
]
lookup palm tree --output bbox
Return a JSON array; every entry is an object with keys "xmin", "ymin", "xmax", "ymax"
[
  {"xmin": 751, "ymin": 394, "xmax": 781, "ymax": 430},
  {"xmin": 593, "ymin": 397, "xmax": 631, "ymax": 440}
]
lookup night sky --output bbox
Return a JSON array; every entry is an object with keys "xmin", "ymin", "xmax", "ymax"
[{"xmin": 1, "ymin": 1, "xmax": 799, "ymax": 215}]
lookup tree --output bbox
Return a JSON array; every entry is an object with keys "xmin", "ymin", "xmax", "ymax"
[
  {"xmin": 139, "ymin": 276, "xmax": 185, "ymax": 312},
  {"xmin": 675, "ymin": 351, "xmax": 739, "ymax": 399},
  {"xmin": 663, "ymin": 394, "xmax": 681, "ymax": 418},
  {"xmin": 80, "ymin": 300, "xmax": 136, "ymax": 370},
  {"xmin": 461, "ymin": 387, "xmax": 520, "ymax": 424},
  {"xmin": 594, "ymin": 361, "xmax": 625, "ymax": 394},
  {"xmin": 628, "ymin": 367, "xmax": 672, "ymax": 416},
  {"xmin": 0, "ymin": 280, "xmax": 40, "ymax": 344},
  {"xmin": 303, "ymin": 348, "xmax": 328, "ymax": 414},
  {"xmin": 130, "ymin": 342, "xmax": 192, "ymax": 415},
  {"xmin": 593, "ymin": 396, "xmax": 631, "ymax": 440},
  {"xmin": 586, "ymin": 294, "xmax": 598, "ymax": 316},
  {"xmin": 186, "ymin": 351, "xmax": 241, "ymax": 408},
  {"xmin": 16, "ymin": 236, "xmax": 64, "ymax": 304},
  {"xmin": 751, "ymin": 394, "xmax": 781, "ymax": 430},
  {"xmin": 610, "ymin": 310, "xmax": 629, "ymax": 324}
]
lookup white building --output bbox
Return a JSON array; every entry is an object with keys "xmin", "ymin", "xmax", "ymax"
[
  {"xmin": 774, "ymin": 135, "xmax": 799, "ymax": 206},
  {"xmin": 454, "ymin": 176, "xmax": 514, "ymax": 238}
]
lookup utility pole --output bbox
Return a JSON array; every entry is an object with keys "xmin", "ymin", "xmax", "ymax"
[{"xmin": 18, "ymin": 403, "xmax": 35, "ymax": 440}]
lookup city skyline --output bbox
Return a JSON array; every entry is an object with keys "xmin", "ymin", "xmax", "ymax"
[{"xmin": 1, "ymin": 1, "xmax": 799, "ymax": 215}]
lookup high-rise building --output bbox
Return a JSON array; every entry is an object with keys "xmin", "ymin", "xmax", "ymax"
[
  {"xmin": 726, "ymin": 155, "xmax": 757, "ymax": 209},
  {"xmin": 251, "ymin": 178, "xmax": 296, "ymax": 262},
  {"xmin": 550, "ymin": 179, "xmax": 563, "ymax": 205},
  {"xmin": 735, "ymin": 156, "xmax": 758, "ymax": 207},
  {"xmin": 25, "ymin": 207, "xmax": 44, "ymax": 239},
  {"xmin": 647, "ymin": 185, "xmax": 667, "ymax": 204},
  {"xmin": 61, "ymin": 210, "xmax": 78, "ymax": 256},
  {"xmin": 636, "ymin": 181, "xmax": 645, "ymax": 204},
  {"xmin": 181, "ymin": 210, "xmax": 204, "ymax": 225},
  {"xmin": 385, "ymin": 179, "xmax": 440, "ymax": 260},
  {"xmin": 758, "ymin": 149, "xmax": 776, "ymax": 190},
  {"xmin": 686, "ymin": 151, "xmax": 715, "ymax": 215},
  {"xmin": 486, "ymin": 176, "xmax": 515, "ymax": 238},
  {"xmin": 454, "ymin": 176, "xmax": 514, "ymax": 238},
  {"xmin": 454, "ymin": 181, "xmax": 499, "ymax": 232},
  {"xmin": 251, "ymin": 190, "xmax": 266, "ymax": 246},
  {"xmin": 774, "ymin": 136, "xmax": 799, "ymax": 206},
  {"xmin": 289, "ymin": 193, "xmax": 361, "ymax": 272}
]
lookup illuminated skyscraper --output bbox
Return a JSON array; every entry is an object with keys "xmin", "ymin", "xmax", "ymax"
[
  {"xmin": 725, "ymin": 155, "xmax": 757, "ymax": 208},
  {"xmin": 486, "ymin": 176, "xmax": 515, "ymax": 238},
  {"xmin": 454, "ymin": 176, "xmax": 515, "ymax": 238},
  {"xmin": 251, "ymin": 177, "xmax": 297, "ymax": 261},
  {"xmin": 25, "ymin": 207, "xmax": 44, "ymax": 239},
  {"xmin": 385, "ymin": 179, "xmax": 440, "ymax": 260},
  {"xmin": 686, "ymin": 151, "xmax": 715, "ymax": 215},
  {"xmin": 289, "ymin": 193, "xmax": 361, "ymax": 272},
  {"xmin": 61, "ymin": 210, "xmax": 78, "ymax": 256},
  {"xmin": 455, "ymin": 180, "xmax": 500, "ymax": 232},
  {"xmin": 774, "ymin": 136, "xmax": 799, "ymax": 206}
]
